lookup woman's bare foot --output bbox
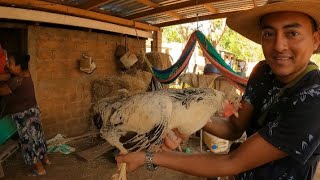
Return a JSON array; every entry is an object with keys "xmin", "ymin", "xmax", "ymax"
[
  {"xmin": 27, "ymin": 169, "xmax": 46, "ymax": 176},
  {"xmin": 27, "ymin": 161, "xmax": 46, "ymax": 176}
]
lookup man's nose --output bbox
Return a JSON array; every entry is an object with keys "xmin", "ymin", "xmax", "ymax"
[{"xmin": 273, "ymin": 34, "xmax": 288, "ymax": 52}]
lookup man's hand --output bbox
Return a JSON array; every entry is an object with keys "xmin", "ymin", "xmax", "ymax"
[
  {"xmin": 115, "ymin": 152, "xmax": 145, "ymax": 173},
  {"xmin": 161, "ymin": 128, "xmax": 190, "ymax": 151}
]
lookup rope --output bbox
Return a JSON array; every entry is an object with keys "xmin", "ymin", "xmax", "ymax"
[{"xmin": 134, "ymin": 24, "xmax": 155, "ymax": 74}]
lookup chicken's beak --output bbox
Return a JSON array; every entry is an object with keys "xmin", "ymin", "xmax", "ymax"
[{"xmin": 233, "ymin": 111, "xmax": 239, "ymax": 118}]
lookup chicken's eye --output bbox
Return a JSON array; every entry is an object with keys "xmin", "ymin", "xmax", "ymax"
[{"xmin": 114, "ymin": 122, "xmax": 123, "ymax": 127}]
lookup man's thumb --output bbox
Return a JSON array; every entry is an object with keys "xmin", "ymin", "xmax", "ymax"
[{"xmin": 115, "ymin": 155, "xmax": 124, "ymax": 163}]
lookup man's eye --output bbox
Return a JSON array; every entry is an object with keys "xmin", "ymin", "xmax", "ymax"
[
  {"xmin": 262, "ymin": 32, "xmax": 274, "ymax": 39},
  {"xmin": 287, "ymin": 31, "xmax": 300, "ymax": 37}
]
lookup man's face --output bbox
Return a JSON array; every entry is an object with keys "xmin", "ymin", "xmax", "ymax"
[{"xmin": 260, "ymin": 12, "xmax": 320, "ymax": 83}]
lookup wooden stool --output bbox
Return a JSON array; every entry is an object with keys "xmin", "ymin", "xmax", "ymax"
[{"xmin": 0, "ymin": 140, "xmax": 19, "ymax": 178}]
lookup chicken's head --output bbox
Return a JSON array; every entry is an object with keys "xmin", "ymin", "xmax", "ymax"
[{"xmin": 223, "ymin": 99, "xmax": 239, "ymax": 118}]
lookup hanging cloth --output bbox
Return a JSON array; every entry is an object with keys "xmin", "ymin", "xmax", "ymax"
[{"xmin": 144, "ymin": 30, "xmax": 248, "ymax": 85}]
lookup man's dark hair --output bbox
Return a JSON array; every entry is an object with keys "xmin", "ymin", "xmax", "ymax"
[
  {"xmin": 10, "ymin": 54, "xmax": 30, "ymax": 71},
  {"xmin": 309, "ymin": 16, "xmax": 318, "ymax": 32}
]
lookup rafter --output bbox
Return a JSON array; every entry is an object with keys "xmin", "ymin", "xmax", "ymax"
[
  {"xmin": 203, "ymin": 3, "xmax": 218, "ymax": 14},
  {"xmin": 155, "ymin": 10, "xmax": 242, "ymax": 27},
  {"xmin": 0, "ymin": 6, "xmax": 153, "ymax": 38},
  {"xmin": 252, "ymin": 0, "xmax": 257, "ymax": 7},
  {"xmin": 78, "ymin": 0, "xmax": 113, "ymax": 10},
  {"xmin": 0, "ymin": 0, "xmax": 159, "ymax": 31},
  {"xmin": 136, "ymin": 0, "xmax": 158, "ymax": 8},
  {"xmin": 135, "ymin": 0, "xmax": 183, "ymax": 19},
  {"xmin": 127, "ymin": 0, "xmax": 227, "ymax": 20}
]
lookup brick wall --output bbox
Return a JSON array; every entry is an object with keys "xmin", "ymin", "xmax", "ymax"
[{"xmin": 28, "ymin": 25, "xmax": 145, "ymax": 138}]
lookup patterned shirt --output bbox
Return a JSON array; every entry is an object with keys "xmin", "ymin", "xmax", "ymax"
[{"xmin": 237, "ymin": 61, "xmax": 320, "ymax": 180}]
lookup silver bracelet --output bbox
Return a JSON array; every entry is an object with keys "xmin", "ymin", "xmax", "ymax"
[{"xmin": 145, "ymin": 151, "xmax": 158, "ymax": 171}]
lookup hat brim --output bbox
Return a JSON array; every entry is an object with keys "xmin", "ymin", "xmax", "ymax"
[{"xmin": 226, "ymin": 1, "xmax": 320, "ymax": 44}]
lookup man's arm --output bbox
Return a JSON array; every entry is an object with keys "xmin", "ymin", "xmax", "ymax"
[
  {"xmin": 117, "ymin": 132, "xmax": 287, "ymax": 177},
  {"xmin": 154, "ymin": 133, "xmax": 287, "ymax": 177},
  {"xmin": 203, "ymin": 100, "xmax": 254, "ymax": 141}
]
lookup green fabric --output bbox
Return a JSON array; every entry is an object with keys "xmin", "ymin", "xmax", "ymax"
[
  {"xmin": 195, "ymin": 30, "xmax": 238, "ymax": 74},
  {"xmin": 0, "ymin": 115, "xmax": 17, "ymax": 145},
  {"xmin": 47, "ymin": 144, "xmax": 75, "ymax": 154}
]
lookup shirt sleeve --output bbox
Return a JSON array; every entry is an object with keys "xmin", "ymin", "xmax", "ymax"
[{"xmin": 258, "ymin": 92, "xmax": 320, "ymax": 164}]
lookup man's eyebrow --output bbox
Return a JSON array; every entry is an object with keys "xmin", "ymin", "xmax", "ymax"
[
  {"xmin": 261, "ymin": 23, "xmax": 302, "ymax": 30},
  {"xmin": 283, "ymin": 23, "xmax": 302, "ymax": 29}
]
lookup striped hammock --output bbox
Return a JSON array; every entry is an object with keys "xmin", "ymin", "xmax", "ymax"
[{"xmin": 145, "ymin": 30, "xmax": 248, "ymax": 86}]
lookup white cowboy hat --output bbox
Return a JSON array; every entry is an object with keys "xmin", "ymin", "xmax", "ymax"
[{"xmin": 226, "ymin": 0, "xmax": 320, "ymax": 44}]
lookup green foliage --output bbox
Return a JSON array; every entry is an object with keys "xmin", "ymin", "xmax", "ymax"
[
  {"xmin": 219, "ymin": 26, "xmax": 264, "ymax": 62},
  {"xmin": 162, "ymin": 24, "xmax": 196, "ymax": 43},
  {"xmin": 162, "ymin": 26, "xmax": 184, "ymax": 43},
  {"xmin": 311, "ymin": 54, "xmax": 320, "ymax": 66},
  {"xmin": 162, "ymin": 19, "xmax": 265, "ymax": 62}
]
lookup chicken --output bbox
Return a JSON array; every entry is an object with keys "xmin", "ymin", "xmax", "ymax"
[{"xmin": 95, "ymin": 88, "xmax": 239, "ymax": 180}]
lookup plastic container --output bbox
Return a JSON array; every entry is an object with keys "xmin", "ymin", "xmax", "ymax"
[
  {"xmin": 203, "ymin": 131, "xmax": 230, "ymax": 154},
  {"xmin": 0, "ymin": 115, "xmax": 17, "ymax": 145}
]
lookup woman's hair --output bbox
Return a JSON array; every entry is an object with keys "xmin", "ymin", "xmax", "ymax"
[{"xmin": 10, "ymin": 54, "xmax": 30, "ymax": 70}]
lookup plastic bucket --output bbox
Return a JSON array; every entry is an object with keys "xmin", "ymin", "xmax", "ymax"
[
  {"xmin": 0, "ymin": 115, "xmax": 17, "ymax": 145},
  {"xmin": 203, "ymin": 131, "xmax": 230, "ymax": 154}
]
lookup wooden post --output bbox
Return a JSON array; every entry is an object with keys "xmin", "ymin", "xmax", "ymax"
[{"xmin": 151, "ymin": 30, "xmax": 162, "ymax": 52}]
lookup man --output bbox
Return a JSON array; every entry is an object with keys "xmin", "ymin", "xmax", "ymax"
[{"xmin": 116, "ymin": 0, "xmax": 320, "ymax": 179}]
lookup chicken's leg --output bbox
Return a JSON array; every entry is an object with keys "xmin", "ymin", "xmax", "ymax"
[{"xmin": 111, "ymin": 145, "xmax": 128, "ymax": 180}]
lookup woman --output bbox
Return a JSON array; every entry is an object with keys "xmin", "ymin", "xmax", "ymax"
[{"xmin": 0, "ymin": 54, "xmax": 50, "ymax": 176}]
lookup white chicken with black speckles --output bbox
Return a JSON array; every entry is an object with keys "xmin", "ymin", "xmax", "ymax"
[{"xmin": 95, "ymin": 88, "xmax": 239, "ymax": 180}]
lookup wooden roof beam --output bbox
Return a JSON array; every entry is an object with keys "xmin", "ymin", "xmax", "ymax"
[
  {"xmin": 203, "ymin": 3, "xmax": 218, "ymax": 14},
  {"xmin": 155, "ymin": 10, "xmax": 242, "ymax": 27},
  {"xmin": 135, "ymin": 0, "xmax": 183, "ymax": 19},
  {"xmin": 127, "ymin": 0, "xmax": 227, "ymax": 20},
  {"xmin": 252, "ymin": 0, "xmax": 257, "ymax": 7},
  {"xmin": 0, "ymin": 0, "xmax": 159, "ymax": 31},
  {"xmin": 0, "ymin": 6, "xmax": 153, "ymax": 38},
  {"xmin": 78, "ymin": 0, "xmax": 113, "ymax": 10}
]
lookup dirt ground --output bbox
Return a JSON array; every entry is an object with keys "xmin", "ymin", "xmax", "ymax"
[
  {"xmin": 2, "ymin": 137, "xmax": 320, "ymax": 180},
  {"xmin": 2, "ymin": 138, "xmax": 204, "ymax": 180}
]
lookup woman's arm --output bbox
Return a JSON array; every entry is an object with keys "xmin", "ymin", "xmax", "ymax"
[
  {"xmin": 0, "ymin": 84, "xmax": 12, "ymax": 96},
  {"xmin": 0, "ymin": 73, "xmax": 10, "ymax": 81}
]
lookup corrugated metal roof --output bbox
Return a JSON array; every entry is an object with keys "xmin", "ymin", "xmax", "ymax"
[{"xmin": 0, "ymin": 0, "xmax": 268, "ymax": 30}]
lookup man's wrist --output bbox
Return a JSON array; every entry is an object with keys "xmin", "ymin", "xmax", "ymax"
[{"xmin": 144, "ymin": 151, "xmax": 158, "ymax": 171}]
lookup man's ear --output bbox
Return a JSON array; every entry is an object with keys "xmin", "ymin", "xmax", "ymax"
[{"xmin": 313, "ymin": 30, "xmax": 320, "ymax": 52}]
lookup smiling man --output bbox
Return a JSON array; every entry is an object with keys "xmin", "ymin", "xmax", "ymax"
[
  {"xmin": 116, "ymin": 1, "xmax": 320, "ymax": 180},
  {"xmin": 261, "ymin": 12, "xmax": 319, "ymax": 83}
]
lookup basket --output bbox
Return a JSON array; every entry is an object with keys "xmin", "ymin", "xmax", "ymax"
[
  {"xmin": 120, "ymin": 51, "xmax": 138, "ymax": 69},
  {"xmin": 0, "ymin": 115, "xmax": 17, "ymax": 145}
]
